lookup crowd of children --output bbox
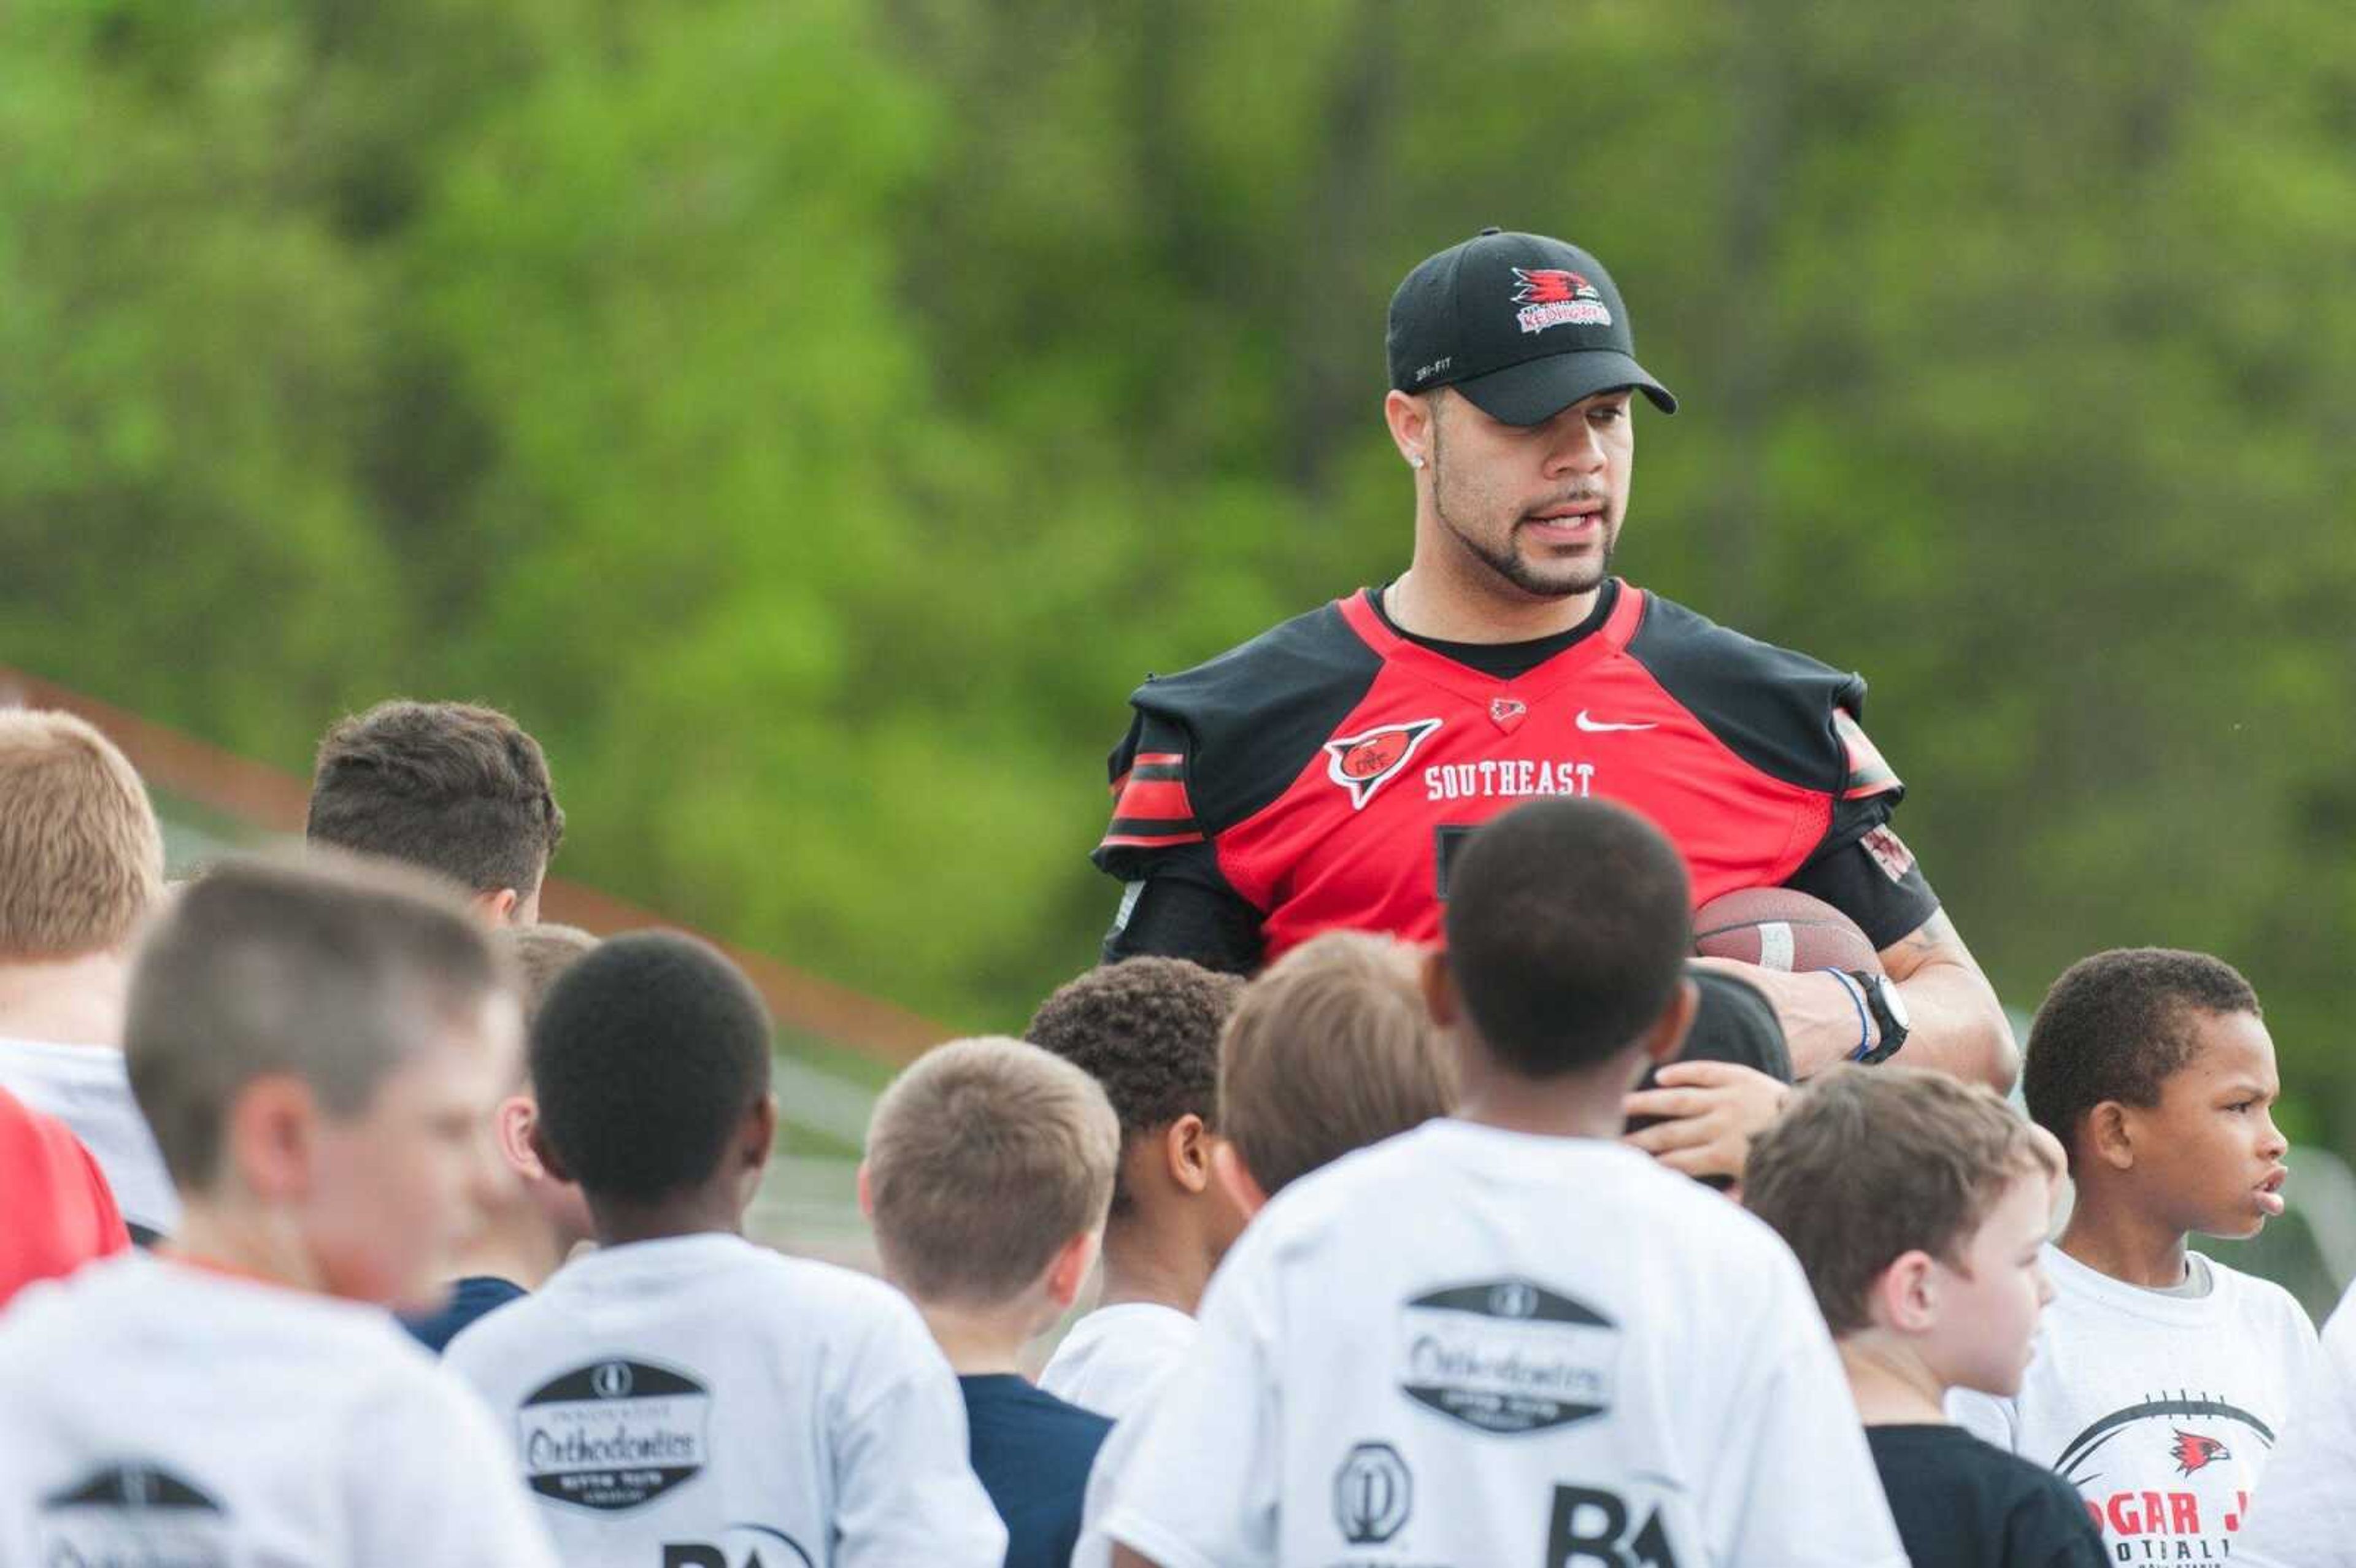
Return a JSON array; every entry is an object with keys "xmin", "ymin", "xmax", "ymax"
[{"xmin": 0, "ymin": 696, "xmax": 2351, "ymax": 1565}]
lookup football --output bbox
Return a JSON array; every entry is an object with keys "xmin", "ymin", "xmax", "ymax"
[{"xmin": 1693, "ymin": 888, "xmax": 1883, "ymax": 975}]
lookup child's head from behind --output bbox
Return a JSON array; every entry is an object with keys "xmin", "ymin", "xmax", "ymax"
[
  {"xmin": 528, "ymin": 932, "xmax": 775, "ymax": 1229},
  {"xmin": 1436, "ymin": 798, "xmax": 1695, "ymax": 1084},
  {"xmin": 2023, "ymin": 948, "xmax": 2284, "ymax": 1241},
  {"xmin": 1217, "ymin": 931, "xmax": 1457, "ymax": 1205},
  {"xmin": 0, "ymin": 709, "xmax": 164, "ymax": 961},
  {"xmin": 863, "ymin": 1037, "xmax": 1118, "ymax": 1326},
  {"xmin": 1745, "ymin": 1066, "xmax": 2059, "ymax": 1398},
  {"xmin": 1025, "ymin": 956, "xmax": 1246, "ymax": 1253},
  {"xmin": 125, "ymin": 854, "xmax": 520, "ymax": 1303}
]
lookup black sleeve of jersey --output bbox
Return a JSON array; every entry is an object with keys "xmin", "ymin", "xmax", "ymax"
[
  {"xmin": 1101, "ymin": 842, "xmax": 1266, "ymax": 975},
  {"xmin": 1784, "ymin": 795, "xmax": 1942, "ymax": 951}
]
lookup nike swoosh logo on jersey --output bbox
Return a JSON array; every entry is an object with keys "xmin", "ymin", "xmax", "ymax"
[{"xmin": 1574, "ymin": 710, "xmax": 1658, "ymax": 732}]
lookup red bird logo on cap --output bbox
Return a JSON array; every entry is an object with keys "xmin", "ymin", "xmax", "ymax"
[
  {"xmin": 2169, "ymin": 1430, "xmax": 2231, "ymax": 1476},
  {"xmin": 1511, "ymin": 268, "xmax": 1592, "ymax": 306}
]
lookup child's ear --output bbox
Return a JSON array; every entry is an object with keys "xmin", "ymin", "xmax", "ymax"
[
  {"xmin": 1873, "ymin": 1250, "xmax": 1938, "ymax": 1335},
  {"xmin": 1165, "ymin": 1113, "xmax": 1213, "ymax": 1194},
  {"xmin": 1419, "ymin": 945, "xmax": 1459, "ymax": 1029},
  {"xmin": 472, "ymin": 887, "xmax": 523, "ymax": 926},
  {"xmin": 1044, "ymin": 1229, "xmax": 1100, "ymax": 1311},
  {"xmin": 494, "ymin": 1096, "xmax": 545, "ymax": 1179},
  {"xmin": 226, "ymin": 1074, "xmax": 318, "ymax": 1203},
  {"xmin": 1641, "ymin": 977, "xmax": 1700, "ymax": 1066},
  {"xmin": 742, "ymin": 1093, "xmax": 779, "ymax": 1173},
  {"xmin": 1211, "ymin": 1139, "xmax": 1270, "ymax": 1220},
  {"xmin": 2087, "ymin": 1102, "xmax": 2136, "ymax": 1172},
  {"xmin": 855, "ymin": 1159, "xmax": 875, "ymax": 1220}
]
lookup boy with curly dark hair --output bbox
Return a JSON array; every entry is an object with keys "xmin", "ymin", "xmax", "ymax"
[
  {"xmin": 1953, "ymin": 947, "xmax": 2316, "ymax": 1561},
  {"xmin": 1025, "ymin": 958, "xmax": 1245, "ymax": 1418}
]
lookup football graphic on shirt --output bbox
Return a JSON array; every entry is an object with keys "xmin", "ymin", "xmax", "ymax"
[{"xmin": 2055, "ymin": 1393, "xmax": 2272, "ymax": 1563}]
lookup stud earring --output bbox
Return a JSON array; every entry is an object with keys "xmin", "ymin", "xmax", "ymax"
[{"xmin": 1409, "ymin": 455, "xmax": 1426, "ymax": 469}]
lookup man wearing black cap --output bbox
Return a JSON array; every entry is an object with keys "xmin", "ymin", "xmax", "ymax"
[{"xmin": 1091, "ymin": 228, "xmax": 2015, "ymax": 1093}]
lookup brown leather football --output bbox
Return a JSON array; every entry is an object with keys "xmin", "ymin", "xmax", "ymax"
[{"xmin": 1693, "ymin": 888, "xmax": 1884, "ymax": 975}]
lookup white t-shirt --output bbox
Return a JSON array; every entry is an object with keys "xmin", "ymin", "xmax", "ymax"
[
  {"xmin": 1100, "ymin": 1120, "xmax": 1907, "ymax": 1568},
  {"xmin": 0, "ymin": 1036, "xmax": 179, "ymax": 1239},
  {"xmin": 1071, "ymin": 1372, "xmax": 1169, "ymax": 1568},
  {"xmin": 1040, "ymin": 1301, "xmax": 1196, "ymax": 1420},
  {"xmin": 2239, "ymin": 1278, "xmax": 2356, "ymax": 1565},
  {"xmin": 1950, "ymin": 1243, "xmax": 2318, "ymax": 1566},
  {"xmin": 444, "ymin": 1231, "xmax": 1006, "ymax": 1568},
  {"xmin": 0, "ymin": 1251, "xmax": 556, "ymax": 1567}
]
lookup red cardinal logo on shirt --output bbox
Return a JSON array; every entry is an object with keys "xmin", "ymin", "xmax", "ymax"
[
  {"xmin": 2169, "ymin": 1429, "xmax": 2231, "ymax": 1476},
  {"xmin": 1323, "ymin": 719, "xmax": 1444, "ymax": 810},
  {"xmin": 1511, "ymin": 269, "xmax": 1592, "ymax": 305}
]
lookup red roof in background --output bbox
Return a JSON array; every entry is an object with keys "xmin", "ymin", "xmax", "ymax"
[{"xmin": 0, "ymin": 668, "xmax": 947, "ymax": 1066}]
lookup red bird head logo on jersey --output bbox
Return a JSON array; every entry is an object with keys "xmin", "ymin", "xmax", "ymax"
[
  {"xmin": 1323, "ymin": 719, "xmax": 1444, "ymax": 811},
  {"xmin": 2170, "ymin": 1430, "xmax": 2231, "ymax": 1476},
  {"xmin": 1511, "ymin": 268, "xmax": 1595, "ymax": 306}
]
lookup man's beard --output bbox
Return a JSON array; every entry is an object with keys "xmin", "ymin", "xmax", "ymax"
[{"xmin": 1431, "ymin": 469, "xmax": 1615, "ymax": 600}]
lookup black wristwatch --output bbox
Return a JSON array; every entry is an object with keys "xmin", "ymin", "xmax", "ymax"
[{"xmin": 1849, "ymin": 970, "xmax": 1911, "ymax": 1064}]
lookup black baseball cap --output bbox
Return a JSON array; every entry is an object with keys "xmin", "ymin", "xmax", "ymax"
[{"xmin": 1387, "ymin": 228, "xmax": 1676, "ymax": 425}]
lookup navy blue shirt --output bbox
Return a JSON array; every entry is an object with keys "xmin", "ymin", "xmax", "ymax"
[
  {"xmin": 398, "ymin": 1275, "xmax": 528, "ymax": 1354},
  {"xmin": 1869, "ymin": 1424, "xmax": 2107, "ymax": 1567},
  {"xmin": 959, "ymin": 1373, "xmax": 1112, "ymax": 1568}
]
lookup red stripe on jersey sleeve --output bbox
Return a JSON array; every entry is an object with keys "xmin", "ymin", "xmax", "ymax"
[
  {"xmin": 1133, "ymin": 751, "xmax": 1185, "ymax": 767},
  {"xmin": 1111, "ymin": 778, "xmax": 1192, "ymax": 823},
  {"xmin": 1098, "ymin": 829, "xmax": 1206, "ymax": 850}
]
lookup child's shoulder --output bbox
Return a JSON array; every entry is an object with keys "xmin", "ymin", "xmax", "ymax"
[{"xmin": 2202, "ymin": 1254, "xmax": 2319, "ymax": 1340}]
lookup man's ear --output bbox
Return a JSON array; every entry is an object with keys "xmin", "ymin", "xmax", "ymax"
[
  {"xmin": 1641, "ymin": 978, "xmax": 1701, "ymax": 1066},
  {"xmin": 225, "ymin": 1074, "xmax": 319, "ymax": 1204},
  {"xmin": 1044, "ymin": 1228, "xmax": 1101, "ymax": 1312},
  {"xmin": 1211, "ymin": 1139, "xmax": 1270, "ymax": 1220},
  {"xmin": 742, "ymin": 1093, "xmax": 779, "ymax": 1173},
  {"xmin": 2087, "ymin": 1102, "xmax": 2136, "ymax": 1172},
  {"xmin": 1420, "ymin": 946, "xmax": 1460, "ymax": 1030},
  {"xmin": 1165, "ymin": 1114, "xmax": 1214, "ymax": 1196},
  {"xmin": 528, "ymin": 1118, "xmax": 575, "ymax": 1185}
]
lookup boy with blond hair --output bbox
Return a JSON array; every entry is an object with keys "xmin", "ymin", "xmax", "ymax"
[
  {"xmin": 1952, "ymin": 948, "xmax": 2317, "ymax": 1561},
  {"xmin": 1025, "ymin": 957, "xmax": 1246, "ymax": 1418},
  {"xmin": 864, "ymin": 1036, "xmax": 1122, "ymax": 1568},
  {"xmin": 1107, "ymin": 798, "xmax": 1903, "ymax": 1567},
  {"xmin": 446, "ymin": 932, "xmax": 1003, "ymax": 1566},
  {"xmin": 0, "ymin": 709, "xmax": 174, "ymax": 1240},
  {"xmin": 1745, "ymin": 1066, "xmax": 2104, "ymax": 1566},
  {"xmin": 0, "ymin": 855, "xmax": 555, "ymax": 1566},
  {"xmin": 400, "ymin": 921, "xmax": 598, "ymax": 1351}
]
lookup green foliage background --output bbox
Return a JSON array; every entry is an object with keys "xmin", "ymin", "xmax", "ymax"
[{"xmin": 7, "ymin": 1, "xmax": 2354, "ymax": 1143}]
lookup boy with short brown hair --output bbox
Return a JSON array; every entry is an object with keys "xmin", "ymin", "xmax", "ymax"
[
  {"xmin": 1745, "ymin": 1066, "xmax": 2104, "ymax": 1566},
  {"xmin": 0, "ymin": 709, "xmax": 174, "ymax": 1239},
  {"xmin": 864, "ymin": 1036, "xmax": 1123, "ymax": 1568},
  {"xmin": 0, "ymin": 854, "xmax": 555, "ymax": 1566},
  {"xmin": 1025, "ymin": 957, "xmax": 1245, "ymax": 1417},
  {"xmin": 1952, "ymin": 948, "xmax": 2317, "ymax": 1561},
  {"xmin": 306, "ymin": 699, "xmax": 565, "ymax": 924}
]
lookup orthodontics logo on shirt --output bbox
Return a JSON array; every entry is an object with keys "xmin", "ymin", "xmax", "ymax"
[
  {"xmin": 520, "ymin": 1358, "xmax": 714, "ymax": 1513},
  {"xmin": 1395, "ymin": 1278, "xmax": 1619, "ymax": 1435},
  {"xmin": 37, "ymin": 1462, "xmax": 231, "ymax": 1566}
]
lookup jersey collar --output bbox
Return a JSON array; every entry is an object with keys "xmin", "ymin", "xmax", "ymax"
[{"xmin": 1337, "ymin": 580, "xmax": 1647, "ymax": 708}]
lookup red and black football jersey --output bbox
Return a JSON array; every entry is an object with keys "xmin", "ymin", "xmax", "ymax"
[{"xmin": 1094, "ymin": 580, "xmax": 1936, "ymax": 972}]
